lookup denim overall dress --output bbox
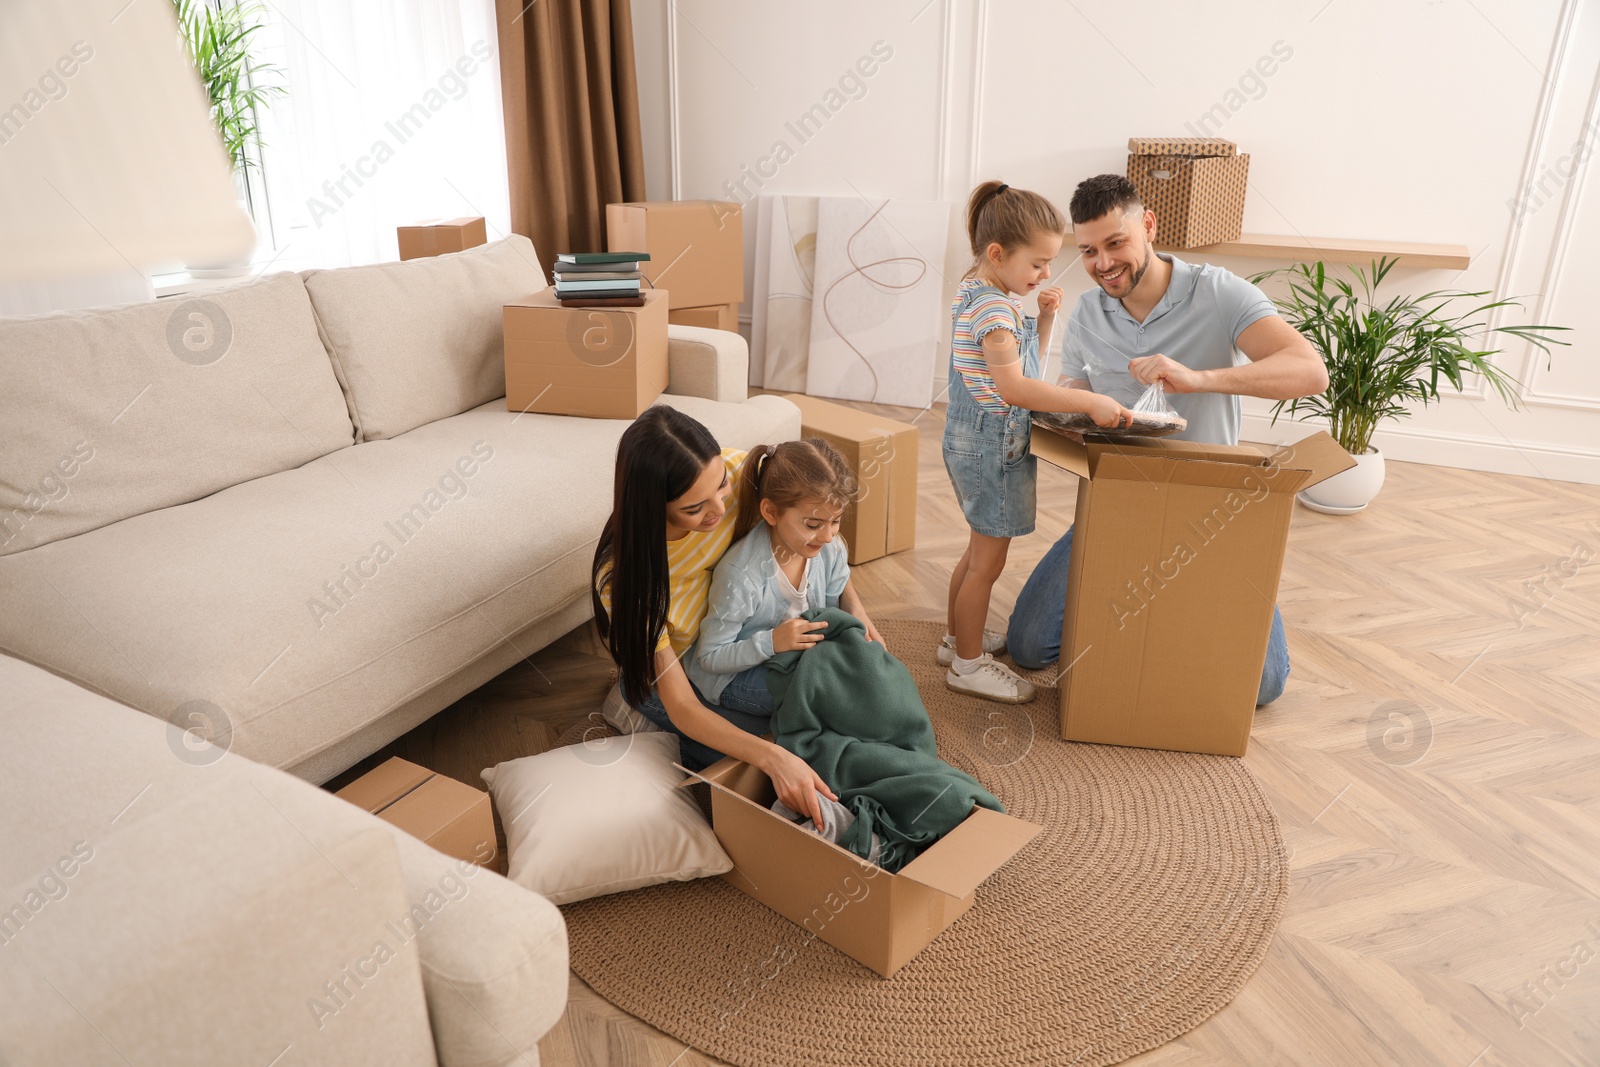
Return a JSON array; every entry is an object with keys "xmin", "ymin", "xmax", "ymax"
[{"xmin": 942, "ymin": 285, "xmax": 1040, "ymax": 538}]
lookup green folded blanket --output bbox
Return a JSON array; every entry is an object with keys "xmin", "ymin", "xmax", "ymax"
[{"xmin": 765, "ymin": 607, "xmax": 1003, "ymax": 872}]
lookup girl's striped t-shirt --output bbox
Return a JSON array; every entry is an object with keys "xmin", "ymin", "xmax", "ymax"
[
  {"xmin": 597, "ymin": 447, "xmax": 750, "ymax": 662},
  {"xmin": 950, "ymin": 277, "xmax": 1024, "ymax": 413}
]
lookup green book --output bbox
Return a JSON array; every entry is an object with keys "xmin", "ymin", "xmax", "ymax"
[{"xmin": 556, "ymin": 251, "xmax": 651, "ymax": 265}]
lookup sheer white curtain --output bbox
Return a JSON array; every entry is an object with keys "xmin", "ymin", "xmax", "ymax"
[{"xmin": 250, "ymin": 0, "xmax": 512, "ymax": 270}]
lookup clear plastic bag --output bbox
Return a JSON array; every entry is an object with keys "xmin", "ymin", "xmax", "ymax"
[
  {"xmin": 1032, "ymin": 325, "xmax": 1187, "ymax": 437},
  {"xmin": 1030, "ymin": 389, "xmax": 1186, "ymax": 437}
]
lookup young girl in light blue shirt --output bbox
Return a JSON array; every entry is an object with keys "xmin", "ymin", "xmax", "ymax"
[{"xmin": 688, "ymin": 438, "xmax": 883, "ymax": 711}]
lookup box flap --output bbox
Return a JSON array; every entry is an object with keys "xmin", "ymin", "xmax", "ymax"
[
  {"xmin": 334, "ymin": 757, "xmax": 432, "ymax": 814},
  {"xmin": 1127, "ymin": 136, "xmax": 1236, "ymax": 157},
  {"xmin": 895, "ymin": 807, "xmax": 1040, "ymax": 900},
  {"xmin": 1242, "ymin": 431, "xmax": 1355, "ymax": 490},
  {"xmin": 1029, "ymin": 423, "xmax": 1091, "ymax": 478}
]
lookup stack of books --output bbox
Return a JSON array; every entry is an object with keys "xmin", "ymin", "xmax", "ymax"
[{"xmin": 552, "ymin": 251, "xmax": 651, "ymax": 307}]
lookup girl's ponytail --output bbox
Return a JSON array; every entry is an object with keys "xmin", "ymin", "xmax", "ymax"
[
  {"xmin": 732, "ymin": 438, "xmax": 857, "ymax": 544},
  {"xmin": 964, "ymin": 179, "xmax": 1067, "ymax": 276},
  {"xmin": 732, "ymin": 443, "xmax": 776, "ymax": 544}
]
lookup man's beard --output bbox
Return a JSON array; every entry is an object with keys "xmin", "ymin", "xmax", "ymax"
[{"xmin": 1100, "ymin": 244, "xmax": 1152, "ymax": 296}]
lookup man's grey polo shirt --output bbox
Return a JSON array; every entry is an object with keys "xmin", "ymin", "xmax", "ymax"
[{"xmin": 1060, "ymin": 253, "xmax": 1278, "ymax": 446}]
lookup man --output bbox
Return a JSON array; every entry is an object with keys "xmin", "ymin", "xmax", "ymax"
[{"xmin": 1006, "ymin": 173, "xmax": 1329, "ymax": 705}]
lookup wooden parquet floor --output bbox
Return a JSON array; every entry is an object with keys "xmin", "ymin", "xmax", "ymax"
[{"xmin": 351, "ymin": 395, "xmax": 1600, "ymax": 1067}]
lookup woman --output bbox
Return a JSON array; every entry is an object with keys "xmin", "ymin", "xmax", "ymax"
[{"xmin": 591, "ymin": 406, "xmax": 833, "ymax": 826}]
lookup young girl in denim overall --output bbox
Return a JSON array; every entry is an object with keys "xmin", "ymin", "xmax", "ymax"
[{"xmin": 941, "ymin": 181, "xmax": 1132, "ymax": 704}]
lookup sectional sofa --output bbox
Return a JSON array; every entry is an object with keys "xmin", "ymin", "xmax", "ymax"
[{"xmin": 0, "ymin": 235, "xmax": 801, "ymax": 1063}]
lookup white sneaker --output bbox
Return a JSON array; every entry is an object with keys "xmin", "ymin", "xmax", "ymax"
[
  {"xmin": 935, "ymin": 630, "xmax": 1007, "ymax": 667},
  {"xmin": 945, "ymin": 655, "xmax": 1036, "ymax": 704}
]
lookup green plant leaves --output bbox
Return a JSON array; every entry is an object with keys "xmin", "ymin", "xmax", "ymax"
[
  {"xmin": 1250, "ymin": 257, "xmax": 1570, "ymax": 455},
  {"xmin": 171, "ymin": 0, "xmax": 287, "ymax": 175}
]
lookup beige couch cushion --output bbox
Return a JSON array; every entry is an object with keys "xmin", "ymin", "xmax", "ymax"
[
  {"xmin": 0, "ymin": 393, "xmax": 799, "ymax": 776},
  {"xmin": 3, "ymin": 652, "xmax": 569, "ymax": 1067},
  {"xmin": 0, "ymin": 273, "xmax": 354, "ymax": 556},
  {"xmin": 302, "ymin": 235, "xmax": 547, "ymax": 442}
]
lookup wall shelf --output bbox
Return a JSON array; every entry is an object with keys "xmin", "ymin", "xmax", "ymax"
[{"xmin": 1154, "ymin": 233, "xmax": 1472, "ymax": 270}]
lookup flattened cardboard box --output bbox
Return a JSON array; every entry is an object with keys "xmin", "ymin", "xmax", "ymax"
[
  {"xmin": 668, "ymin": 303, "xmax": 739, "ymax": 332},
  {"xmin": 606, "ymin": 200, "xmax": 743, "ymax": 309},
  {"xmin": 682, "ymin": 757, "xmax": 1040, "ymax": 977},
  {"xmin": 783, "ymin": 393, "xmax": 917, "ymax": 566},
  {"xmin": 336, "ymin": 757, "xmax": 495, "ymax": 866},
  {"xmin": 1031, "ymin": 428, "xmax": 1354, "ymax": 757},
  {"xmin": 1126, "ymin": 138, "xmax": 1249, "ymax": 249},
  {"xmin": 398, "ymin": 216, "xmax": 488, "ymax": 260},
  {"xmin": 503, "ymin": 288, "xmax": 668, "ymax": 420}
]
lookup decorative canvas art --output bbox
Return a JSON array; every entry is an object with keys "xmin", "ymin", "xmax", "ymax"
[
  {"xmin": 804, "ymin": 197, "xmax": 951, "ymax": 408},
  {"xmin": 751, "ymin": 196, "xmax": 819, "ymax": 392}
]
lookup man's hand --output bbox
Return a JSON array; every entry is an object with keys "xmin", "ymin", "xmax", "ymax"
[
  {"xmin": 1128, "ymin": 353, "xmax": 1205, "ymax": 394},
  {"xmin": 1036, "ymin": 286, "xmax": 1065, "ymax": 316}
]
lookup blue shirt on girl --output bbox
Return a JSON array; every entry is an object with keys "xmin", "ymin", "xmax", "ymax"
[{"xmin": 688, "ymin": 521, "xmax": 851, "ymax": 703}]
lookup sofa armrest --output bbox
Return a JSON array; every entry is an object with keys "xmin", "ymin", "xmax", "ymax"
[{"xmin": 666, "ymin": 324, "xmax": 747, "ymax": 403}]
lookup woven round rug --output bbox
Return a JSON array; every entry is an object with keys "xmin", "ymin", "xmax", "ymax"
[{"xmin": 561, "ymin": 619, "xmax": 1288, "ymax": 1067}]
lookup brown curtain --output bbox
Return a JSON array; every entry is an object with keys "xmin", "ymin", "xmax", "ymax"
[{"xmin": 495, "ymin": 0, "xmax": 647, "ymax": 258}]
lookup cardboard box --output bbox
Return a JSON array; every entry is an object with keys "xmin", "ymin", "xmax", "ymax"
[
  {"xmin": 1030, "ymin": 429, "xmax": 1355, "ymax": 757},
  {"xmin": 682, "ymin": 757, "xmax": 1039, "ymax": 977},
  {"xmin": 336, "ymin": 757, "xmax": 495, "ymax": 866},
  {"xmin": 667, "ymin": 302, "xmax": 738, "ymax": 332},
  {"xmin": 606, "ymin": 200, "xmax": 743, "ymax": 309},
  {"xmin": 1126, "ymin": 137, "xmax": 1249, "ymax": 249},
  {"xmin": 397, "ymin": 216, "xmax": 488, "ymax": 260},
  {"xmin": 783, "ymin": 393, "xmax": 917, "ymax": 566},
  {"xmin": 503, "ymin": 287, "xmax": 668, "ymax": 419}
]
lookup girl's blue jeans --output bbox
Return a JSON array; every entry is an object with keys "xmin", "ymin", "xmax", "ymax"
[{"xmin": 634, "ymin": 665, "xmax": 776, "ymax": 771}]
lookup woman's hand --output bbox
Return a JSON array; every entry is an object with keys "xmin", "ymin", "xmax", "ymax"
[
  {"xmin": 764, "ymin": 745, "xmax": 837, "ymax": 827},
  {"xmin": 773, "ymin": 617, "xmax": 827, "ymax": 653},
  {"xmin": 1036, "ymin": 286, "xmax": 1065, "ymax": 316}
]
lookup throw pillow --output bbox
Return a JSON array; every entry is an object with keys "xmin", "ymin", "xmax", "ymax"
[{"xmin": 481, "ymin": 732, "xmax": 730, "ymax": 905}]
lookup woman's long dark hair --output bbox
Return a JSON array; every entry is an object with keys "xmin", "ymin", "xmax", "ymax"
[{"xmin": 591, "ymin": 406, "xmax": 722, "ymax": 706}]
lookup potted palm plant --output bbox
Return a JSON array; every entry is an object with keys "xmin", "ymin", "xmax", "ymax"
[
  {"xmin": 171, "ymin": 0, "xmax": 286, "ymax": 277},
  {"xmin": 1252, "ymin": 257, "xmax": 1568, "ymax": 513}
]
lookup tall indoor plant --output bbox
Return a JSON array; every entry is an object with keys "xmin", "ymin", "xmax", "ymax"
[
  {"xmin": 171, "ymin": 0, "xmax": 285, "ymax": 276},
  {"xmin": 1252, "ymin": 257, "xmax": 1568, "ymax": 512}
]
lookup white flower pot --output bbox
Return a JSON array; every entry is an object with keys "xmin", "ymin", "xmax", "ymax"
[{"xmin": 1298, "ymin": 447, "xmax": 1385, "ymax": 514}]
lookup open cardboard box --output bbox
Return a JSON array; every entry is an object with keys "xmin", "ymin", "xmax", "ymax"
[
  {"xmin": 1030, "ymin": 427, "xmax": 1355, "ymax": 757},
  {"xmin": 680, "ymin": 755, "xmax": 1039, "ymax": 978}
]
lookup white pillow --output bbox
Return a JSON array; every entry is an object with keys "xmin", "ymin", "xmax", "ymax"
[
  {"xmin": 600, "ymin": 681, "xmax": 664, "ymax": 735},
  {"xmin": 481, "ymin": 731, "xmax": 731, "ymax": 905}
]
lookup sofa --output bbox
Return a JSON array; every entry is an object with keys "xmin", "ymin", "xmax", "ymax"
[
  {"xmin": 0, "ymin": 234, "xmax": 801, "ymax": 1063},
  {"xmin": 0, "ymin": 234, "xmax": 799, "ymax": 780}
]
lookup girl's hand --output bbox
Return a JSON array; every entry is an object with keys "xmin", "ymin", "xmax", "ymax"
[
  {"xmin": 1083, "ymin": 393, "xmax": 1134, "ymax": 429},
  {"xmin": 774, "ymin": 617, "xmax": 827, "ymax": 653},
  {"xmin": 1037, "ymin": 286, "xmax": 1065, "ymax": 316},
  {"xmin": 861, "ymin": 616, "xmax": 885, "ymax": 646},
  {"xmin": 766, "ymin": 746, "xmax": 837, "ymax": 827}
]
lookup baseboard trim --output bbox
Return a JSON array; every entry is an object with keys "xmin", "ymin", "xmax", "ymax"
[{"xmin": 1240, "ymin": 414, "xmax": 1600, "ymax": 486}]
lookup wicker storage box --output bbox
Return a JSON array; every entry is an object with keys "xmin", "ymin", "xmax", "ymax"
[{"xmin": 1126, "ymin": 137, "xmax": 1249, "ymax": 248}]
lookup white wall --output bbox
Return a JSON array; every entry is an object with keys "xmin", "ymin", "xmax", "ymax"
[{"xmin": 633, "ymin": 0, "xmax": 1600, "ymax": 484}]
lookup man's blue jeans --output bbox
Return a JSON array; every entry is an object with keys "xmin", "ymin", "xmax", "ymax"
[
  {"xmin": 635, "ymin": 665, "xmax": 775, "ymax": 771},
  {"xmin": 1006, "ymin": 525, "xmax": 1290, "ymax": 706}
]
